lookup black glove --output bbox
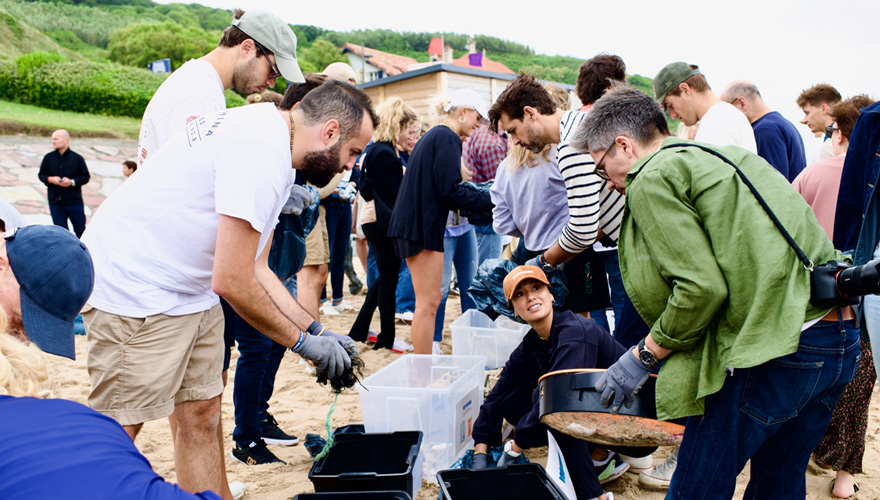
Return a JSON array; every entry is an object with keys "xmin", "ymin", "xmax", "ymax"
[
  {"xmin": 595, "ymin": 350, "xmax": 651, "ymax": 414},
  {"xmin": 472, "ymin": 452, "xmax": 488, "ymax": 470}
]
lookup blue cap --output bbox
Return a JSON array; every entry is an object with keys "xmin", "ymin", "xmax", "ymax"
[{"xmin": 5, "ymin": 225, "xmax": 94, "ymax": 359}]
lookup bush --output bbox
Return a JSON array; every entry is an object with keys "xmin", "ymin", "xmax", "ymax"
[
  {"xmin": 14, "ymin": 51, "xmax": 66, "ymax": 75},
  {"xmin": 107, "ymin": 21, "xmax": 215, "ymax": 71}
]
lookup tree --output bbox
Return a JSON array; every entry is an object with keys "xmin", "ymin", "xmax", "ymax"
[
  {"xmin": 298, "ymin": 39, "xmax": 347, "ymax": 74},
  {"xmin": 107, "ymin": 21, "xmax": 215, "ymax": 71}
]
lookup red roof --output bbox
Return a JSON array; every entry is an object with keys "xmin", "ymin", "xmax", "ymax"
[
  {"xmin": 452, "ymin": 53, "xmax": 514, "ymax": 74},
  {"xmin": 342, "ymin": 43, "xmax": 418, "ymax": 76}
]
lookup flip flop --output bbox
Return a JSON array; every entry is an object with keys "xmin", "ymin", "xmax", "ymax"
[{"xmin": 830, "ymin": 478, "xmax": 860, "ymax": 499}]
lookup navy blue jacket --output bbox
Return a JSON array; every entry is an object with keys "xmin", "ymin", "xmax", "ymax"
[
  {"xmin": 472, "ymin": 310, "xmax": 626, "ymax": 449},
  {"xmin": 752, "ymin": 111, "xmax": 806, "ymax": 182}
]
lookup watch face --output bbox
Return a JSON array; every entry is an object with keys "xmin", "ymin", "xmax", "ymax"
[{"xmin": 639, "ymin": 349, "xmax": 657, "ymax": 367}]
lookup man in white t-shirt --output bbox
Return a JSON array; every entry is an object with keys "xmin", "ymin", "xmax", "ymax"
[
  {"xmin": 137, "ymin": 8, "xmax": 306, "ymax": 168},
  {"xmin": 82, "ymin": 81, "xmax": 376, "ymax": 498},
  {"xmin": 653, "ymin": 62, "xmax": 757, "ymax": 153}
]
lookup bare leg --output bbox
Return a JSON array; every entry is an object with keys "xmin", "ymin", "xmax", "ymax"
[
  {"xmin": 356, "ymin": 238, "xmax": 368, "ymax": 276},
  {"xmin": 217, "ymin": 371, "xmax": 232, "ymax": 499},
  {"xmin": 406, "ymin": 250, "xmax": 444, "ymax": 354},
  {"xmin": 174, "ymin": 397, "xmax": 224, "ymax": 497},
  {"xmin": 123, "ymin": 423, "xmax": 143, "ymax": 441},
  {"xmin": 297, "ymin": 264, "xmax": 329, "ymax": 319}
]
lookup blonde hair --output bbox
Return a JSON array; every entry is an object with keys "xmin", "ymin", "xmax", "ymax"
[
  {"xmin": 0, "ymin": 310, "xmax": 54, "ymax": 398},
  {"xmin": 506, "ymin": 83, "xmax": 569, "ymax": 171},
  {"xmin": 373, "ymin": 97, "xmax": 420, "ymax": 143},
  {"xmin": 426, "ymin": 92, "xmax": 478, "ymax": 128}
]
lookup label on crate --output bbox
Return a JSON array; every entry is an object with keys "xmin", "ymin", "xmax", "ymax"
[{"xmin": 455, "ymin": 386, "xmax": 481, "ymax": 452}]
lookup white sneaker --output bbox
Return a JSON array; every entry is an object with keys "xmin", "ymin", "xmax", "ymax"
[
  {"xmin": 319, "ymin": 302, "xmax": 340, "ymax": 316},
  {"xmin": 332, "ymin": 299, "xmax": 357, "ymax": 312},
  {"xmin": 639, "ymin": 449, "xmax": 677, "ymax": 489},
  {"xmin": 229, "ymin": 481, "xmax": 246, "ymax": 500},
  {"xmin": 391, "ymin": 338, "xmax": 413, "ymax": 353},
  {"xmin": 432, "ymin": 342, "xmax": 443, "ymax": 355},
  {"xmin": 395, "ymin": 311, "xmax": 414, "ymax": 323},
  {"xmin": 620, "ymin": 453, "xmax": 654, "ymax": 473}
]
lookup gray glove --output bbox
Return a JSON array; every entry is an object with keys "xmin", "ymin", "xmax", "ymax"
[
  {"xmin": 472, "ymin": 452, "xmax": 489, "ymax": 470},
  {"xmin": 291, "ymin": 332, "xmax": 351, "ymax": 378},
  {"xmin": 595, "ymin": 350, "xmax": 651, "ymax": 414},
  {"xmin": 282, "ymin": 185, "xmax": 317, "ymax": 215},
  {"xmin": 338, "ymin": 183, "xmax": 357, "ymax": 202},
  {"xmin": 322, "ymin": 329, "xmax": 357, "ymax": 355}
]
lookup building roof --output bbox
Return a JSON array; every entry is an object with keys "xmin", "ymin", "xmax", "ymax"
[
  {"xmin": 451, "ymin": 53, "xmax": 514, "ymax": 74},
  {"xmin": 341, "ymin": 43, "xmax": 418, "ymax": 76},
  {"xmin": 358, "ymin": 63, "xmax": 574, "ymax": 91}
]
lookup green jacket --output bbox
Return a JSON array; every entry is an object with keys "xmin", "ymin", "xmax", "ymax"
[{"xmin": 620, "ymin": 138, "xmax": 839, "ymax": 421}]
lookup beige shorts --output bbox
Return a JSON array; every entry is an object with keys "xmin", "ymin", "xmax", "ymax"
[
  {"xmin": 303, "ymin": 205, "xmax": 330, "ymax": 266},
  {"xmin": 83, "ymin": 303, "xmax": 224, "ymax": 426}
]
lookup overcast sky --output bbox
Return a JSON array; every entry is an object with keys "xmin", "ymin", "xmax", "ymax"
[{"xmin": 160, "ymin": 0, "xmax": 878, "ymax": 135}]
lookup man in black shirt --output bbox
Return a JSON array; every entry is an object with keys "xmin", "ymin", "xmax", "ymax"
[{"xmin": 38, "ymin": 130, "xmax": 90, "ymax": 237}]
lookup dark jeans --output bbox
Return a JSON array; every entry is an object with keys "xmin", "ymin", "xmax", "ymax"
[
  {"xmin": 668, "ymin": 317, "xmax": 860, "ymax": 500},
  {"xmin": 49, "ymin": 202, "xmax": 86, "ymax": 238},
  {"xmin": 350, "ymin": 223, "xmax": 400, "ymax": 348},
  {"xmin": 221, "ymin": 300, "xmax": 287, "ymax": 447},
  {"xmin": 322, "ymin": 200, "xmax": 351, "ymax": 301},
  {"xmin": 589, "ymin": 250, "xmax": 625, "ymax": 333}
]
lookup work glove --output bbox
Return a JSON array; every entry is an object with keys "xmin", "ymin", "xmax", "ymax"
[
  {"xmin": 291, "ymin": 332, "xmax": 351, "ymax": 378},
  {"xmin": 322, "ymin": 328, "xmax": 357, "ymax": 355},
  {"xmin": 338, "ymin": 183, "xmax": 357, "ymax": 202},
  {"xmin": 524, "ymin": 255, "xmax": 567, "ymax": 272},
  {"xmin": 282, "ymin": 184, "xmax": 319, "ymax": 215},
  {"xmin": 595, "ymin": 350, "xmax": 652, "ymax": 414},
  {"xmin": 496, "ymin": 441, "xmax": 521, "ymax": 467},
  {"xmin": 471, "ymin": 452, "xmax": 489, "ymax": 470}
]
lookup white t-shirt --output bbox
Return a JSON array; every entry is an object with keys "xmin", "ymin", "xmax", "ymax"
[
  {"xmin": 84, "ymin": 104, "xmax": 295, "ymax": 317},
  {"xmin": 695, "ymin": 102, "xmax": 758, "ymax": 153},
  {"xmin": 137, "ymin": 59, "xmax": 226, "ymax": 167}
]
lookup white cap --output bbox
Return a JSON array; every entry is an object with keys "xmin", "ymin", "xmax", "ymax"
[{"xmin": 445, "ymin": 88, "xmax": 489, "ymax": 119}]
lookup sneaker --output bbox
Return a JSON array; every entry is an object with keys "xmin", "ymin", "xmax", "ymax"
[
  {"xmin": 319, "ymin": 301, "xmax": 340, "ymax": 316},
  {"xmin": 620, "ymin": 453, "xmax": 654, "ymax": 473},
  {"xmin": 395, "ymin": 311, "xmax": 414, "ymax": 323},
  {"xmin": 595, "ymin": 452, "xmax": 629, "ymax": 484},
  {"xmin": 348, "ymin": 280, "xmax": 363, "ymax": 296},
  {"xmin": 332, "ymin": 299, "xmax": 357, "ymax": 313},
  {"xmin": 261, "ymin": 413, "xmax": 299, "ymax": 446},
  {"xmin": 450, "ymin": 282, "xmax": 460, "ymax": 296},
  {"xmin": 639, "ymin": 449, "xmax": 677, "ymax": 489},
  {"xmin": 366, "ymin": 330, "xmax": 378, "ymax": 343},
  {"xmin": 231, "ymin": 439, "xmax": 286, "ymax": 466},
  {"xmin": 229, "ymin": 481, "xmax": 246, "ymax": 500},
  {"xmin": 432, "ymin": 342, "xmax": 443, "ymax": 355},
  {"xmin": 391, "ymin": 338, "xmax": 413, "ymax": 353}
]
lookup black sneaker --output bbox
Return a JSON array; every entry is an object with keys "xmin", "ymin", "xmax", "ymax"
[
  {"xmin": 231, "ymin": 439, "xmax": 286, "ymax": 465},
  {"xmin": 261, "ymin": 413, "xmax": 299, "ymax": 446}
]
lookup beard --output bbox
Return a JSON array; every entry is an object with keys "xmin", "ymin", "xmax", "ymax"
[
  {"xmin": 521, "ymin": 125, "xmax": 547, "ymax": 154},
  {"xmin": 299, "ymin": 141, "xmax": 343, "ymax": 187},
  {"xmin": 231, "ymin": 57, "xmax": 262, "ymax": 94}
]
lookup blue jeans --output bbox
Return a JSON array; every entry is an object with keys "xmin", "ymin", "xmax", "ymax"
[
  {"xmin": 322, "ymin": 200, "xmax": 351, "ymax": 301},
  {"xmin": 474, "ymin": 224, "xmax": 502, "ymax": 266},
  {"xmin": 221, "ymin": 300, "xmax": 288, "ymax": 448},
  {"xmin": 367, "ymin": 242, "xmax": 416, "ymax": 314},
  {"xmin": 49, "ymin": 202, "xmax": 86, "ymax": 238},
  {"xmin": 590, "ymin": 251, "xmax": 625, "ymax": 333},
  {"xmin": 366, "ymin": 241, "xmax": 379, "ymax": 289},
  {"xmin": 668, "ymin": 317, "xmax": 860, "ymax": 500},
  {"xmin": 434, "ymin": 228, "xmax": 478, "ymax": 342}
]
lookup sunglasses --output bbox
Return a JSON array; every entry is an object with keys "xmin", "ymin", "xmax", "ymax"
[
  {"xmin": 824, "ymin": 124, "xmax": 839, "ymax": 139},
  {"xmin": 254, "ymin": 42, "xmax": 282, "ymax": 80},
  {"xmin": 594, "ymin": 147, "xmax": 612, "ymax": 181}
]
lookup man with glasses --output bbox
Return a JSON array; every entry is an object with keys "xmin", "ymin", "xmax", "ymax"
[
  {"xmin": 720, "ymin": 81, "xmax": 806, "ymax": 182},
  {"xmin": 653, "ymin": 62, "xmax": 756, "ymax": 154},
  {"xmin": 577, "ymin": 85, "xmax": 857, "ymax": 500}
]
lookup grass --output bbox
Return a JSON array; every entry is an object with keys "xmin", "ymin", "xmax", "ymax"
[{"xmin": 0, "ymin": 99, "xmax": 140, "ymax": 139}]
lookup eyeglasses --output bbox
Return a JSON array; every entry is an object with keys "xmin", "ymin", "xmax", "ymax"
[
  {"xmin": 254, "ymin": 42, "xmax": 282, "ymax": 80},
  {"xmin": 824, "ymin": 124, "xmax": 839, "ymax": 139},
  {"xmin": 594, "ymin": 147, "xmax": 612, "ymax": 181}
]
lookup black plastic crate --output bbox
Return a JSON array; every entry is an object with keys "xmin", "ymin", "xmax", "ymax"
[
  {"xmin": 294, "ymin": 492, "xmax": 412, "ymax": 500},
  {"xmin": 436, "ymin": 464, "xmax": 567, "ymax": 500},
  {"xmin": 308, "ymin": 431, "xmax": 423, "ymax": 497}
]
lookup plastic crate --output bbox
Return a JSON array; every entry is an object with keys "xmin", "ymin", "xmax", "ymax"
[
  {"xmin": 294, "ymin": 492, "xmax": 412, "ymax": 500},
  {"xmin": 308, "ymin": 431, "xmax": 422, "ymax": 497},
  {"xmin": 356, "ymin": 355, "xmax": 486, "ymax": 483},
  {"xmin": 437, "ymin": 464, "xmax": 567, "ymax": 500},
  {"xmin": 450, "ymin": 309, "xmax": 529, "ymax": 369}
]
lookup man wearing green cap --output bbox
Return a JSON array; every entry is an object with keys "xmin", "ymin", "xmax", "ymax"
[
  {"xmin": 653, "ymin": 61, "xmax": 756, "ymax": 154},
  {"xmin": 137, "ymin": 8, "xmax": 305, "ymax": 170}
]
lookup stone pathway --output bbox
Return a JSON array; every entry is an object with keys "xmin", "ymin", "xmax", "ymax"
[{"xmin": 0, "ymin": 136, "xmax": 137, "ymax": 226}]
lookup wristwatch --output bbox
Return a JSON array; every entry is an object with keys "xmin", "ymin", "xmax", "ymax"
[
  {"xmin": 637, "ymin": 338, "xmax": 660, "ymax": 368},
  {"xmin": 537, "ymin": 254, "xmax": 555, "ymax": 274},
  {"xmin": 503, "ymin": 440, "xmax": 521, "ymax": 457}
]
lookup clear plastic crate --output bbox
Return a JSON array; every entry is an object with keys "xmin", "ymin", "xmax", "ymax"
[
  {"xmin": 356, "ymin": 355, "xmax": 486, "ymax": 484},
  {"xmin": 450, "ymin": 310, "xmax": 529, "ymax": 369}
]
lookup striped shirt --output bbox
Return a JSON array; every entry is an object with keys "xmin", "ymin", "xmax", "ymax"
[{"xmin": 556, "ymin": 111, "xmax": 625, "ymax": 253}]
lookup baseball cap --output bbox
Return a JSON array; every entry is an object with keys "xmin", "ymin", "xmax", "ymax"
[
  {"xmin": 652, "ymin": 62, "xmax": 701, "ymax": 103},
  {"xmin": 321, "ymin": 62, "xmax": 357, "ymax": 84},
  {"xmin": 5, "ymin": 225, "xmax": 94, "ymax": 359},
  {"xmin": 232, "ymin": 10, "xmax": 306, "ymax": 84},
  {"xmin": 503, "ymin": 265, "xmax": 551, "ymax": 303},
  {"xmin": 445, "ymin": 88, "xmax": 490, "ymax": 119}
]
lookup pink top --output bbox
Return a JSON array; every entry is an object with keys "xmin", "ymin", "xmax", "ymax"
[{"xmin": 792, "ymin": 155, "xmax": 845, "ymax": 241}]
